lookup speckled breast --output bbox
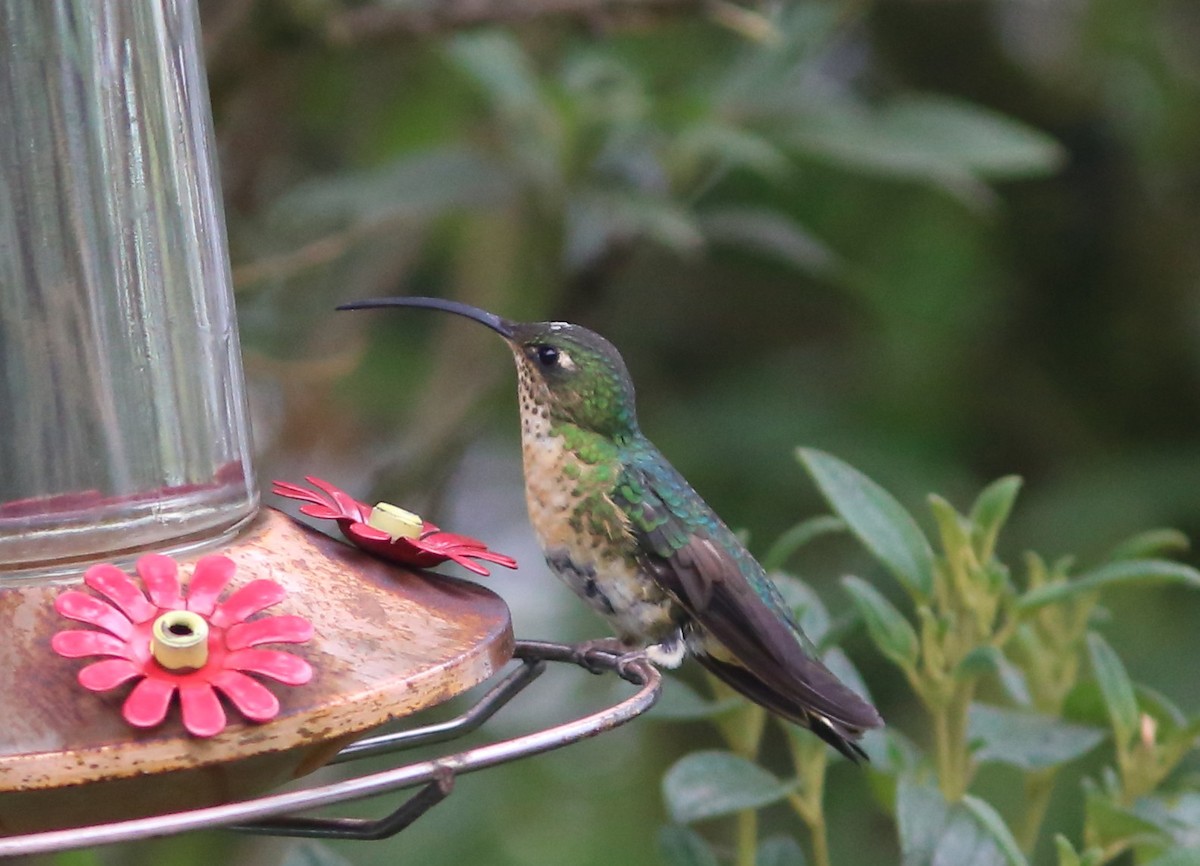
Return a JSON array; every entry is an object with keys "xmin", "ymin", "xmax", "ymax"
[{"xmin": 515, "ymin": 389, "xmax": 678, "ymax": 644}]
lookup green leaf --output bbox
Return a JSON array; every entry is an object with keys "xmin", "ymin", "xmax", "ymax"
[
  {"xmin": 897, "ymin": 776, "xmax": 949, "ymax": 866},
  {"xmin": 926, "ymin": 810, "xmax": 1003, "ymax": 863},
  {"xmin": 928, "ymin": 495, "xmax": 973, "ymax": 561},
  {"xmin": 786, "ymin": 103, "xmax": 976, "ymax": 192},
  {"xmin": 1063, "ymin": 680, "xmax": 1116, "ymax": 729},
  {"xmin": 1017, "ymin": 559, "xmax": 1200, "ymax": 610},
  {"xmin": 817, "ymin": 610, "xmax": 860, "ymax": 653},
  {"xmin": 651, "ymin": 678, "xmax": 744, "ymax": 721},
  {"xmin": 1087, "ymin": 632, "xmax": 1139, "ymax": 748},
  {"xmin": 561, "ymin": 52, "xmax": 647, "ymax": 126},
  {"xmin": 771, "ymin": 574, "xmax": 831, "ymax": 644},
  {"xmin": 1173, "ymin": 717, "xmax": 1200, "ymax": 752},
  {"xmin": 992, "ymin": 652, "xmax": 1033, "ymax": 707},
  {"xmin": 954, "ymin": 646, "xmax": 997, "ymax": 680},
  {"xmin": 954, "ymin": 647, "xmax": 1031, "ymax": 706},
  {"xmin": 715, "ymin": 5, "xmax": 840, "ymax": 113},
  {"xmin": 969, "ymin": 476, "xmax": 1022, "ymax": 562},
  {"xmin": 968, "ymin": 704, "xmax": 1105, "ymax": 770},
  {"xmin": 878, "ymin": 96, "xmax": 1065, "ymax": 179},
  {"xmin": 1085, "ymin": 782, "xmax": 1169, "ymax": 853},
  {"xmin": 1054, "ymin": 835, "xmax": 1082, "ymax": 866},
  {"xmin": 674, "ymin": 124, "xmax": 790, "ymax": 179},
  {"xmin": 1135, "ymin": 790, "xmax": 1200, "ymax": 849},
  {"xmin": 869, "ymin": 728, "xmax": 924, "ymax": 778},
  {"xmin": 1144, "ymin": 850, "xmax": 1200, "ymax": 866},
  {"xmin": 962, "ymin": 795, "xmax": 1030, "ymax": 866},
  {"xmin": 931, "ymin": 809, "xmax": 1009, "ymax": 866},
  {"xmin": 1108, "ymin": 529, "xmax": 1190, "ymax": 562},
  {"xmin": 446, "ymin": 32, "xmax": 543, "ymax": 119},
  {"xmin": 785, "ymin": 96, "xmax": 1064, "ymax": 204},
  {"xmin": 662, "ymin": 751, "xmax": 792, "ymax": 824},
  {"xmin": 757, "ymin": 835, "xmax": 807, "ymax": 866},
  {"xmin": 445, "ymin": 32, "xmax": 562, "ymax": 193},
  {"xmin": 1064, "ymin": 679, "xmax": 1182, "ymax": 747},
  {"xmin": 564, "ymin": 190, "xmax": 703, "ymax": 271},
  {"xmin": 280, "ymin": 841, "xmax": 354, "ymax": 866},
  {"xmin": 1052, "ymin": 836, "xmax": 1103, "ymax": 866},
  {"xmin": 763, "ymin": 516, "xmax": 848, "ymax": 573},
  {"xmin": 658, "ymin": 825, "xmax": 721, "ymax": 866},
  {"xmin": 698, "ymin": 207, "xmax": 837, "ymax": 276},
  {"xmin": 898, "ymin": 777, "xmax": 1027, "ymax": 866},
  {"xmin": 842, "ymin": 575, "xmax": 919, "ymax": 670},
  {"xmin": 799, "ymin": 449, "xmax": 935, "ymax": 598},
  {"xmin": 273, "ymin": 149, "xmax": 514, "ymax": 227},
  {"xmin": 1136, "ymin": 684, "xmax": 1188, "ymax": 736}
]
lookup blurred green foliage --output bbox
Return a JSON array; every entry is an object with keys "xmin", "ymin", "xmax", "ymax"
[
  {"xmin": 654, "ymin": 454, "xmax": 1200, "ymax": 866},
  {"xmin": 81, "ymin": 1, "xmax": 1200, "ymax": 864}
]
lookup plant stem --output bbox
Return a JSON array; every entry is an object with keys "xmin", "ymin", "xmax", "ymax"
[
  {"xmin": 810, "ymin": 817, "xmax": 831, "ymax": 866},
  {"xmin": 735, "ymin": 808, "xmax": 757, "ymax": 866},
  {"xmin": 933, "ymin": 705, "xmax": 954, "ymax": 798},
  {"xmin": 931, "ymin": 686, "xmax": 973, "ymax": 802},
  {"xmin": 1015, "ymin": 768, "xmax": 1058, "ymax": 854},
  {"xmin": 802, "ymin": 789, "xmax": 831, "ymax": 866},
  {"xmin": 787, "ymin": 734, "xmax": 831, "ymax": 866},
  {"xmin": 706, "ymin": 682, "xmax": 767, "ymax": 866}
]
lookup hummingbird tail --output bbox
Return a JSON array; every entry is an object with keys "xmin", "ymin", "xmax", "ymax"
[{"xmin": 694, "ymin": 653, "xmax": 873, "ymax": 762}]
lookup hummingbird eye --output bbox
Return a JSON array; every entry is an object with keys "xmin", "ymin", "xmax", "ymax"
[{"xmin": 535, "ymin": 345, "xmax": 560, "ymax": 368}]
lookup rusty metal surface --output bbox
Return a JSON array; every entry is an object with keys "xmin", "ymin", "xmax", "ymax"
[
  {"xmin": 0, "ymin": 509, "xmax": 513, "ymax": 832},
  {"xmin": 0, "ymin": 641, "xmax": 661, "ymax": 856}
]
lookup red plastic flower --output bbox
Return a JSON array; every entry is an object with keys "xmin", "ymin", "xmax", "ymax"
[
  {"xmin": 272, "ymin": 476, "xmax": 518, "ymax": 577},
  {"xmin": 51, "ymin": 554, "xmax": 313, "ymax": 737}
]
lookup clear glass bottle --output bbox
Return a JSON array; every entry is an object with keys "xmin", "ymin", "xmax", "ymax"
[{"xmin": 0, "ymin": 0, "xmax": 257, "ymax": 576}]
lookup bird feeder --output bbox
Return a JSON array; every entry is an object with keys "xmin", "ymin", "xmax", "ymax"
[{"xmin": 0, "ymin": 0, "xmax": 658, "ymax": 851}]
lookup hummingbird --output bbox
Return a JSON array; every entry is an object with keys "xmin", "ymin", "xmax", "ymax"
[{"xmin": 338, "ymin": 296, "xmax": 883, "ymax": 759}]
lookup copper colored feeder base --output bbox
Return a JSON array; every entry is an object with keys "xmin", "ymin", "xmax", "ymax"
[{"xmin": 0, "ymin": 509, "xmax": 514, "ymax": 835}]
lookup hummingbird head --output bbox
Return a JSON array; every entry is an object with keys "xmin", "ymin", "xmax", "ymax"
[{"xmin": 338, "ymin": 297, "xmax": 640, "ymax": 440}]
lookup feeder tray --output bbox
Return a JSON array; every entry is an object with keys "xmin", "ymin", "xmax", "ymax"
[
  {"xmin": 0, "ymin": 640, "xmax": 661, "ymax": 856},
  {"xmin": 0, "ymin": 508, "xmax": 514, "ymax": 834}
]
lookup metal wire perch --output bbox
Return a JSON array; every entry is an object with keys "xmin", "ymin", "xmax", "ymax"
[{"xmin": 0, "ymin": 640, "xmax": 661, "ymax": 857}]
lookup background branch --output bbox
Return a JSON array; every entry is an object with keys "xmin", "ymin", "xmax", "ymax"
[{"xmin": 323, "ymin": 0, "xmax": 705, "ymax": 43}]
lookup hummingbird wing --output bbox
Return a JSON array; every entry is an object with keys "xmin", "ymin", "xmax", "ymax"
[{"xmin": 614, "ymin": 452, "xmax": 882, "ymax": 758}]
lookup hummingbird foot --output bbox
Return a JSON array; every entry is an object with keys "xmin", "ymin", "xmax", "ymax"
[
  {"xmin": 609, "ymin": 629, "xmax": 688, "ymax": 677},
  {"xmin": 569, "ymin": 632, "xmax": 687, "ymax": 676},
  {"xmin": 571, "ymin": 636, "xmax": 631, "ymax": 675}
]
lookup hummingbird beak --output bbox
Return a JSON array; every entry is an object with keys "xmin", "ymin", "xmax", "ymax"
[{"xmin": 337, "ymin": 296, "xmax": 516, "ymax": 340}]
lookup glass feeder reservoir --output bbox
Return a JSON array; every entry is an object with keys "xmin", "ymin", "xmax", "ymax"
[{"xmin": 0, "ymin": 0, "xmax": 256, "ymax": 576}]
